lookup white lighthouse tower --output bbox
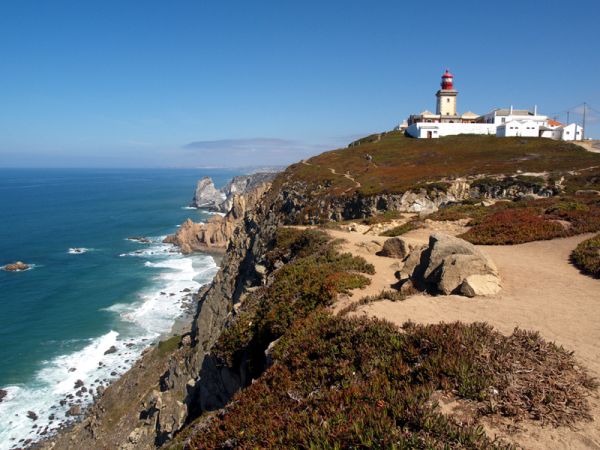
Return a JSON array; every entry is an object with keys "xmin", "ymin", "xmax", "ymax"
[{"xmin": 436, "ymin": 69, "xmax": 458, "ymax": 119}]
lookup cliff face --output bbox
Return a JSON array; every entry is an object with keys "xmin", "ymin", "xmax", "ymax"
[
  {"xmin": 275, "ymin": 176, "xmax": 558, "ymax": 225},
  {"xmin": 42, "ymin": 135, "xmax": 600, "ymax": 449},
  {"xmin": 165, "ymin": 181, "xmax": 272, "ymax": 253},
  {"xmin": 41, "ymin": 172, "xmax": 564, "ymax": 450},
  {"xmin": 191, "ymin": 172, "xmax": 278, "ymax": 212}
]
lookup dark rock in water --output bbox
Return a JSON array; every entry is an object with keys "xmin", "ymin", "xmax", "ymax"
[
  {"xmin": 110, "ymin": 371, "xmax": 117, "ymax": 376},
  {"xmin": 59, "ymin": 400, "xmax": 67, "ymax": 406},
  {"xmin": 48, "ymin": 414, "xmax": 55, "ymax": 420},
  {"xmin": 128, "ymin": 236, "xmax": 151, "ymax": 244},
  {"xmin": 74, "ymin": 380, "xmax": 84, "ymax": 389},
  {"xmin": 26, "ymin": 411, "xmax": 38, "ymax": 420},
  {"xmin": 68, "ymin": 367, "xmax": 76, "ymax": 372},
  {"xmin": 66, "ymin": 405, "xmax": 81, "ymax": 416},
  {"xmin": 182, "ymin": 288, "xmax": 191, "ymax": 292},
  {"xmin": 2, "ymin": 261, "xmax": 31, "ymax": 272},
  {"xmin": 0, "ymin": 388, "xmax": 6, "ymax": 402},
  {"xmin": 104, "ymin": 345, "xmax": 117, "ymax": 355},
  {"xmin": 80, "ymin": 387, "xmax": 87, "ymax": 393}
]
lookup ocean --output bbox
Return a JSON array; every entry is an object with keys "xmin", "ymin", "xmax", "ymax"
[{"xmin": 0, "ymin": 168, "xmax": 239, "ymax": 448}]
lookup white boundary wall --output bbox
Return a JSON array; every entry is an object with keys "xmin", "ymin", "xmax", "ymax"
[{"xmin": 406, "ymin": 122, "xmax": 497, "ymax": 139}]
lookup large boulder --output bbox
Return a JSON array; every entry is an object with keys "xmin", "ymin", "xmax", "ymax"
[
  {"xmin": 377, "ymin": 237, "xmax": 413, "ymax": 259},
  {"xmin": 460, "ymin": 274, "xmax": 502, "ymax": 297},
  {"xmin": 400, "ymin": 233, "xmax": 500, "ymax": 297}
]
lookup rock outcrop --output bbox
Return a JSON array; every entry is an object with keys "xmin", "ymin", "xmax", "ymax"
[
  {"xmin": 191, "ymin": 172, "xmax": 278, "ymax": 212},
  {"xmin": 276, "ymin": 176, "xmax": 558, "ymax": 225},
  {"xmin": 165, "ymin": 181, "xmax": 272, "ymax": 253},
  {"xmin": 2, "ymin": 261, "xmax": 31, "ymax": 271},
  {"xmin": 377, "ymin": 237, "xmax": 413, "ymax": 259},
  {"xmin": 399, "ymin": 233, "xmax": 501, "ymax": 297},
  {"xmin": 191, "ymin": 177, "xmax": 225, "ymax": 209}
]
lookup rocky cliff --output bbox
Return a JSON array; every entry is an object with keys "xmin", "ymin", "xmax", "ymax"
[
  {"xmin": 41, "ymin": 135, "xmax": 600, "ymax": 449},
  {"xmin": 165, "ymin": 179, "xmax": 272, "ymax": 253},
  {"xmin": 191, "ymin": 172, "xmax": 278, "ymax": 212}
]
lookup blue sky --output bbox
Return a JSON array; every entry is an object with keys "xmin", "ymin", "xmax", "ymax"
[{"xmin": 1, "ymin": 0, "xmax": 599, "ymax": 168}]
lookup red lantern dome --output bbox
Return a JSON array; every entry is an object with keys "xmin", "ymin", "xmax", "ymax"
[{"xmin": 441, "ymin": 69, "xmax": 454, "ymax": 90}]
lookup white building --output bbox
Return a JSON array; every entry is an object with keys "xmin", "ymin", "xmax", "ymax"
[
  {"xmin": 405, "ymin": 71, "xmax": 583, "ymax": 141},
  {"xmin": 496, "ymin": 119, "xmax": 540, "ymax": 137}
]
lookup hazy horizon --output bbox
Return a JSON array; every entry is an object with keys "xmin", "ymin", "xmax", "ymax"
[{"xmin": 1, "ymin": 0, "xmax": 599, "ymax": 168}]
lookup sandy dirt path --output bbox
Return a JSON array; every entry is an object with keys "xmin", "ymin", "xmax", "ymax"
[{"xmin": 324, "ymin": 225, "xmax": 600, "ymax": 449}]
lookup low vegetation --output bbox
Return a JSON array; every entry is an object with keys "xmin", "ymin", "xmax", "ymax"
[
  {"xmin": 379, "ymin": 220, "xmax": 421, "ymax": 237},
  {"xmin": 183, "ymin": 313, "xmax": 596, "ymax": 449},
  {"xmin": 214, "ymin": 228, "xmax": 374, "ymax": 371},
  {"xmin": 426, "ymin": 195, "xmax": 600, "ymax": 245},
  {"xmin": 571, "ymin": 233, "xmax": 600, "ymax": 278},
  {"xmin": 338, "ymin": 289, "xmax": 406, "ymax": 316},
  {"xmin": 283, "ymin": 133, "xmax": 600, "ymax": 198},
  {"xmin": 170, "ymin": 227, "xmax": 596, "ymax": 449}
]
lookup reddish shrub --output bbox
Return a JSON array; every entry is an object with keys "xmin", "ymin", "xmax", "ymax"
[{"xmin": 460, "ymin": 208, "xmax": 566, "ymax": 245}]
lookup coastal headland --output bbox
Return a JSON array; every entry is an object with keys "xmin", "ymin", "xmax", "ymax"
[{"xmin": 40, "ymin": 134, "xmax": 600, "ymax": 450}]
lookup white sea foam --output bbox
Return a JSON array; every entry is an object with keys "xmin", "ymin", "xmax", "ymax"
[
  {"xmin": 181, "ymin": 206, "xmax": 197, "ymax": 210},
  {"xmin": 0, "ymin": 241, "xmax": 218, "ymax": 449},
  {"xmin": 0, "ymin": 330, "xmax": 149, "ymax": 449},
  {"xmin": 67, "ymin": 247, "xmax": 92, "ymax": 254}
]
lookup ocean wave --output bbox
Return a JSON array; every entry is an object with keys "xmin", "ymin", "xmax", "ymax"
[
  {"xmin": 0, "ymin": 330, "xmax": 153, "ymax": 449},
  {"xmin": 0, "ymin": 245, "xmax": 218, "ymax": 448},
  {"xmin": 67, "ymin": 247, "xmax": 92, "ymax": 254},
  {"xmin": 180, "ymin": 206, "xmax": 197, "ymax": 210}
]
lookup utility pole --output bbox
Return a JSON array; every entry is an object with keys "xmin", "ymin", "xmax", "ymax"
[{"xmin": 582, "ymin": 102, "xmax": 586, "ymax": 141}]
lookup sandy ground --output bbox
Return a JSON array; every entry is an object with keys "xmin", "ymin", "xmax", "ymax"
[
  {"xmin": 576, "ymin": 140, "xmax": 600, "ymax": 154},
  {"xmin": 324, "ymin": 222, "xmax": 600, "ymax": 449}
]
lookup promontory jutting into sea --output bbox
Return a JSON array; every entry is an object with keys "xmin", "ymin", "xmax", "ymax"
[{"xmin": 0, "ymin": 2, "xmax": 599, "ymax": 449}]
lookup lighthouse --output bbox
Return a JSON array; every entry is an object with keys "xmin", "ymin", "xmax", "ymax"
[{"xmin": 436, "ymin": 69, "xmax": 458, "ymax": 118}]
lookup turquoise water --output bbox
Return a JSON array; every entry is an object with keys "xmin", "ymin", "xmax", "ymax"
[{"xmin": 0, "ymin": 168, "xmax": 238, "ymax": 448}]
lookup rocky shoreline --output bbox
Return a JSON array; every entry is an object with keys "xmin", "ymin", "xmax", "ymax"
[{"xmin": 164, "ymin": 173, "xmax": 274, "ymax": 253}]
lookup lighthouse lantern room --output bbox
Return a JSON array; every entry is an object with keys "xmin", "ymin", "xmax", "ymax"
[{"xmin": 436, "ymin": 69, "xmax": 458, "ymax": 118}]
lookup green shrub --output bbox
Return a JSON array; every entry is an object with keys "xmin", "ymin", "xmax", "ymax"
[
  {"xmin": 338, "ymin": 289, "xmax": 406, "ymax": 316},
  {"xmin": 214, "ymin": 229, "xmax": 374, "ymax": 369},
  {"xmin": 379, "ymin": 221, "xmax": 419, "ymax": 237},
  {"xmin": 157, "ymin": 335, "xmax": 182, "ymax": 356},
  {"xmin": 571, "ymin": 234, "xmax": 600, "ymax": 278}
]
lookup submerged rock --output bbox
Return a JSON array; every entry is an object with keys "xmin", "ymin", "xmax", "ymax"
[
  {"xmin": 26, "ymin": 411, "xmax": 38, "ymax": 421},
  {"xmin": 104, "ymin": 346, "xmax": 117, "ymax": 355}
]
